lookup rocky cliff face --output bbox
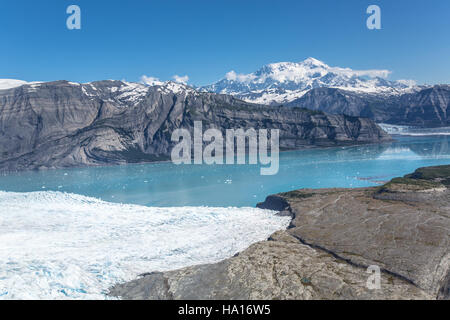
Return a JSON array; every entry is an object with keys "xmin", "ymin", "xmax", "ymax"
[
  {"xmin": 287, "ymin": 85, "xmax": 450, "ymax": 127},
  {"xmin": 109, "ymin": 165, "xmax": 450, "ymax": 300},
  {"xmin": 0, "ymin": 80, "xmax": 390, "ymax": 172},
  {"xmin": 389, "ymin": 85, "xmax": 450, "ymax": 126}
]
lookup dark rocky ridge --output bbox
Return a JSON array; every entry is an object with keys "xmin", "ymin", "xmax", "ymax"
[
  {"xmin": 287, "ymin": 85, "xmax": 450, "ymax": 127},
  {"xmin": 0, "ymin": 80, "xmax": 390, "ymax": 172},
  {"xmin": 109, "ymin": 165, "xmax": 450, "ymax": 300}
]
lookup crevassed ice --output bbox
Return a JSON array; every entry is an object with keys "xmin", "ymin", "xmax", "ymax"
[
  {"xmin": 379, "ymin": 123, "xmax": 450, "ymax": 136},
  {"xmin": 0, "ymin": 191, "xmax": 290, "ymax": 300}
]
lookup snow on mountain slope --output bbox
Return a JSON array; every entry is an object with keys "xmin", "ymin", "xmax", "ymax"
[
  {"xmin": 81, "ymin": 80, "xmax": 198, "ymax": 106},
  {"xmin": 201, "ymin": 58, "xmax": 419, "ymax": 105},
  {"xmin": 1, "ymin": 58, "xmax": 420, "ymax": 107},
  {"xmin": 0, "ymin": 79, "xmax": 197, "ymax": 106},
  {"xmin": 0, "ymin": 79, "xmax": 30, "ymax": 90}
]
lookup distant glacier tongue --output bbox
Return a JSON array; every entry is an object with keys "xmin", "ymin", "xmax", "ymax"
[{"xmin": 0, "ymin": 191, "xmax": 290, "ymax": 300}]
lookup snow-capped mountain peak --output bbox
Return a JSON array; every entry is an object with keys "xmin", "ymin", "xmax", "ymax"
[
  {"xmin": 80, "ymin": 80, "xmax": 197, "ymax": 106},
  {"xmin": 303, "ymin": 57, "xmax": 327, "ymax": 66},
  {"xmin": 201, "ymin": 58, "xmax": 419, "ymax": 105},
  {"xmin": 1, "ymin": 58, "xmax": 420, "ymax": 107}
]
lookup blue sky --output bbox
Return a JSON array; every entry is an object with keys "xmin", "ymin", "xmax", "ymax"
[{"xmin": 1, "ymin": 0, "xmax": 449, "ymax": 85}]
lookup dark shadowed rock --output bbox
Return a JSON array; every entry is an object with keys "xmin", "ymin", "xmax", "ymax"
[
  {"xmin": 287, "ymin": 85, "xmax": 450, "ymax": 127},
  {"xmin": 256, "ymin": 195, "xmax": 290, "ymax": 211}
]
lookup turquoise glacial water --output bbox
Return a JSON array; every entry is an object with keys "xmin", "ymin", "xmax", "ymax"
[{"xmin": 1, "ymin": 135, "xmax": 449, "ymax": 207}]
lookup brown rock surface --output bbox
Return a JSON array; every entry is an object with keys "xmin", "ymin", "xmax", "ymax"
[{"xmin": 110, "ymin": 231, "xmax": 431, "ymax": 300}]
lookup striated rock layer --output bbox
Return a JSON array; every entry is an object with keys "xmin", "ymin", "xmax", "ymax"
[
  {"xmin": 0, "ymin": 80, "xmax": 390, "ymax": 172},
  {"xmin": 109, "ymin": 165, "xmax": 450, "ymax": 300},
  {"xmin": 287, "ymin": 85, "xmax": 450, "ymax": 127}
]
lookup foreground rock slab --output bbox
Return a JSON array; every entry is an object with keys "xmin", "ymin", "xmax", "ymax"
[{"xmin": 109, "ymin": 165, "xmax": 450, "ymax": 300}]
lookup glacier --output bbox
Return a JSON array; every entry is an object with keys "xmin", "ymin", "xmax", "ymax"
[
  {"xmin": 379, "ymin": 123, "xmax": 450, "ymax": 136},
  {"xmin": 0, "ymin": 191, "xmax": 290, "ymax": 299}
]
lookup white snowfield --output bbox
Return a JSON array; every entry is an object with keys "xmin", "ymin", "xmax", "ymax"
[
  {"xmin": 0, "ymin": 79, "xmax": 30, "ymax": 90},
  {"xmin": 0, "ymin": 191, "xmax": 290, "ymax": 300}
]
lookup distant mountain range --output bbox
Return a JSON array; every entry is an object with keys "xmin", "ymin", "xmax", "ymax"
[
  {"xmin": 1, "ymin": 58, "xmax": 448, "ymax": 135},
  {"xmin": 200, "ymin": 58, "xmax": 449, "ymax": 127},
  {"xmin": 200, "ymin": 57, "xmax": 421, "ymax": 105},
  {"xmin": 0, "ymin": 80, "xmax": 389, "ymax": 171}
]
